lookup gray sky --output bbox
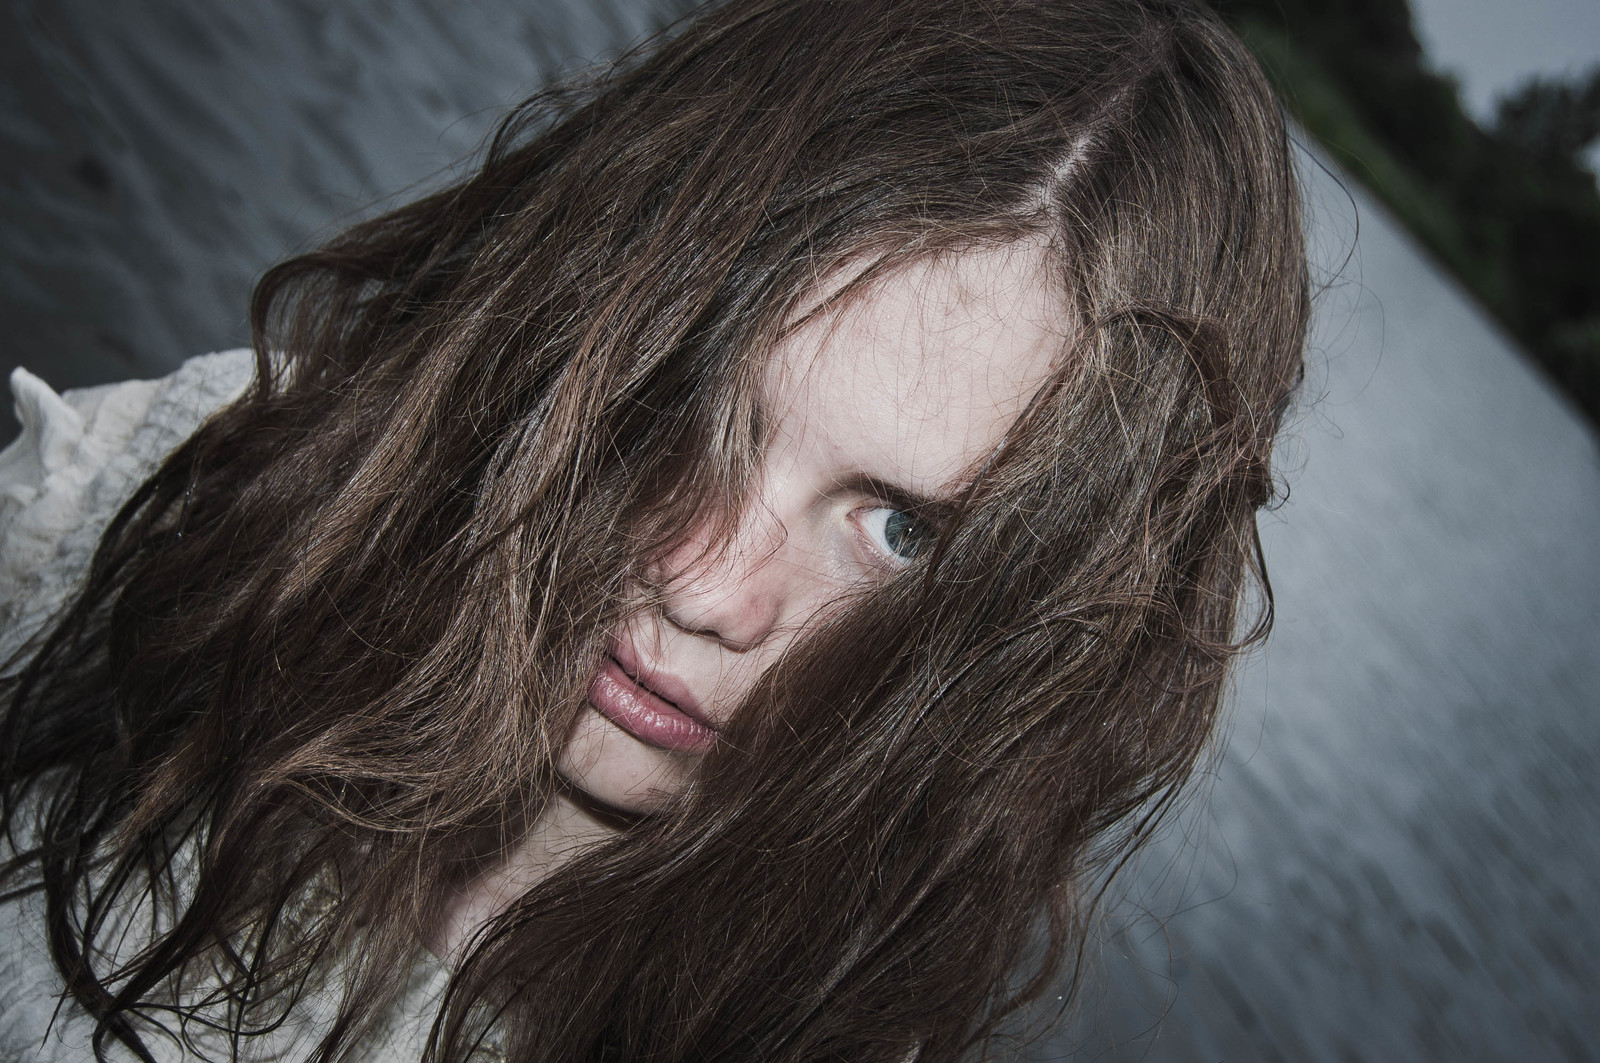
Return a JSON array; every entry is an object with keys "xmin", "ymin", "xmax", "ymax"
[{"xmin": 1408, "ymin": 0, "xmax": 1600, "ymax": 120}]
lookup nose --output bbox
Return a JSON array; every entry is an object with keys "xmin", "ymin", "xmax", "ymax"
[{"xmin": 652, "ymin": 501, "xmax": 799, "ymax": 652}]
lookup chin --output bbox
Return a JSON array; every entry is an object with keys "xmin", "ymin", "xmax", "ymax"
[{"xmin": 556, "ymin": 703, "xmax": 697, "ymax": 815}]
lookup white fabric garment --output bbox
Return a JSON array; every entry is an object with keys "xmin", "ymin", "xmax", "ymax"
[
  {"xmin": 0, "ymin": 351, "xmax": 472, "ymax": 1061},
  {"xmin": 0, "ymin": 350, "xmax": 251, "ymax": 668}
]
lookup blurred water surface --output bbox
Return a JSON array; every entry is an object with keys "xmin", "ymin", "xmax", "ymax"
[
  {"xmin": 1, "ymin": 0, "xmax": 689, "ymax": 396},
  {"xmin": 3, "ymin": 2, "xmax": 1598, "ymax": 1060},
  {"xmin": 1055, "ymin": 159, "xmax": 1600, "ymax": 1062}
]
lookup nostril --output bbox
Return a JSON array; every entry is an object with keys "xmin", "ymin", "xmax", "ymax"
[
  {"xmin": 658, "ymin": 602, "xmax": 721, "ymax": 642},
  {"xmin": 651, "ymin": 527, "xmax": 791, "ymax": 653},
  {"xmin": 659, "ymin": 562, "xmax": 785, "ymax": 651},
  {"xmin": 659, "ymin": 595, "xmax": 775, "ymax": 653}
]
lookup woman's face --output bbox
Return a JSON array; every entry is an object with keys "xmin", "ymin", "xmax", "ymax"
[{"xmin": 558, "ymin": 241, "xmax": 1067, "ymax": 813}]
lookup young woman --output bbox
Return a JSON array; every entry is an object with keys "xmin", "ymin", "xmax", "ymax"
[{"xmin": 0, "ymin": 0, "xmax": 1308, "ymax": 1059}]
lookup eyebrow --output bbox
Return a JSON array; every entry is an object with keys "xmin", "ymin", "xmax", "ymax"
[
  {"xmin": 835, "ymin": 471, "xmax": 963, "ymax": 523},
  {"xmin": 752, "ymin": 393, "xmax": 969, "ymax": 523}
]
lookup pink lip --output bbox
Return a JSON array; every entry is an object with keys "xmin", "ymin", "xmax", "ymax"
[
  {"xmin": 587, "ymin": 654, "xmax": 717, "ymax": 755},
  {"xmin": 608, "ymin": 637, "xmax": 720, "ymax": 730}
]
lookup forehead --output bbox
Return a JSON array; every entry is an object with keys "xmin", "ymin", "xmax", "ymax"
[{"xmin": 766, "ymin": 241, "xmax": 1067, "ymax": 497}]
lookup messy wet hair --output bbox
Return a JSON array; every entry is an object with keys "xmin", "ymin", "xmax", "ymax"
[{"xmin": 2, "ymin": 0, "xmax": 1307, "ymax": 1059}]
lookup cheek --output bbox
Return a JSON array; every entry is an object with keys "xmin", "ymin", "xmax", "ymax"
[{"xmin": 556, "ymin": 704, "xmax": 694, "ymax": 814}]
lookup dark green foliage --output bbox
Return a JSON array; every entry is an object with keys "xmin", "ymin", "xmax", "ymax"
[
  {"xmin": 1213, "ymin": 0, "xmax": 1600, "ymax": 424},
  {"xmin": 1496, "ymin": 70, "xmax": 1600, "ymax": 167}
]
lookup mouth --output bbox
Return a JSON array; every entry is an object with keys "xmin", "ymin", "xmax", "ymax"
[{"xmin": 586, "ymin": 655, "xmax": 718, "ymax": 755}]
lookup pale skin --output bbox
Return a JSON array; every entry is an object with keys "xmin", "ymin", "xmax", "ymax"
[{"xmin": 433, "ymin": 239, "xmax": 1068, "ymax": 957}]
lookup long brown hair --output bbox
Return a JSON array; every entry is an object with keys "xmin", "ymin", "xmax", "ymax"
[{"xmin": 1, "ymin": 0, "xmax": 1307, "ymax": 1059}]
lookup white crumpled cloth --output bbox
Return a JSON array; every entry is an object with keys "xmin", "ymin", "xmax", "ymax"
[
  {"xmin": 0, "ymin": 349, "xmax": 466, "ymax": 1061},
  {"xmin": 0, "ymin": 348, "xmax": 255, "ymax": 668}
]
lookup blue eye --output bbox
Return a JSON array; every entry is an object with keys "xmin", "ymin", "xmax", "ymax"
[{"xmin": 859, "ymin": 506, "xmax": 935, "ymax": 565}]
